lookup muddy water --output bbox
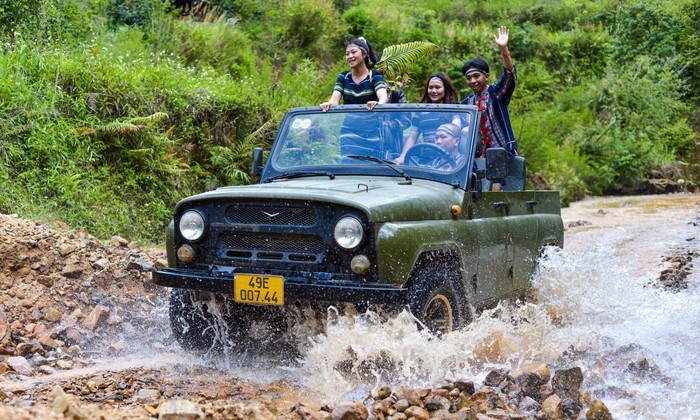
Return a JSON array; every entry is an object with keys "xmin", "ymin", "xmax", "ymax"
[{"xmin": 284, "ymin": 194, "xmax": 699, "ymax": 418}]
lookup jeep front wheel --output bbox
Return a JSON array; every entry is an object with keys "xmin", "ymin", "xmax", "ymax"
[
  {"xmin": 408, "ymin": 268, "xmax": 462, "ymax": 335},
  {"xmin": 169, "ymin": 289, "xmax": 250, "ymax": 352}
]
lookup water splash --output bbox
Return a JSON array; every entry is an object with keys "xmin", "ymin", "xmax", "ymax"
[{"xmin": 298, "ymin": 244, "xmax": 700, "ymax": 418}]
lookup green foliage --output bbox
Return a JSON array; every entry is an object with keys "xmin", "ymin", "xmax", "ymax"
[
  {"xmin": 0, "ymin": 0, "xmax": 105, "ymax": 44},
  {"xmin": 342, "ymin": 6, "xmax": 372, "ymax": 36},
  {"xmin": 611, "ymin": 1, "xmax": 678, "ymax": 63},
  {"xmin": 158, "ymin": 11, "xmax": 256, "ymax": 77},
  {"xmin": 677, "ymin": 0, "xmax": 700, "ymax": 104},
  {"xmin": 575, "ymin": 56, "xmax": 693, "ymax": 193},
  {"xmin": 376, "ymin": 41, "xmax": 437, "ymax": 89},
  {"xmin": 279, "ymin": 0, "xmax": 344, "ymax": 60},
  {"xmin": 106, "ymin": 0, "xmax": 173, "ymax": 28},
  {"xmin": 1, "ymin": 0, "xmax": 698, "ymax": 241}
]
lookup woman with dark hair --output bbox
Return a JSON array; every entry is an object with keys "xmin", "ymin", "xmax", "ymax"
[
  {"xmin": 394, "ymin": 72, "xmax": 462, "ymax": 165},
  {"xmin": 319, "ymin": 37, "xmax": 389, "ymax": 158},
  {"xmin": 320, "ymin": 37, "xmax": 388, "ymax": 111}
]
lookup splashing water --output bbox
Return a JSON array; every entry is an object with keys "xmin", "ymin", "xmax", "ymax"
[
  {"xmin": 298, "ymin": 241, "xmax": 700, "ymax": 418},
  {"xmin": 161, "ymin": 195, "xmax": 699, "ymax": 418}
]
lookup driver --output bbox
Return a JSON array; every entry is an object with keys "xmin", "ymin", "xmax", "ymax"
[{"xmin": 432, "ymin": 123, "xmax": 465, "ymax": 170}]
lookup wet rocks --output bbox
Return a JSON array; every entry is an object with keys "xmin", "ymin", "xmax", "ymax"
[
  {"xmin": 367, "ymin": 365, "xmax": 609, "ymax": 420},
  {"xmin": 652, "ymin": 248, "xmax": 695, "ymax": 291},
  {"xmin": 158, "ymin": 399, "xmax": 205, "ymax": 419},
  {"xmin": 0, "ymin": 212, "xmax": 166, "ymax": 378}
]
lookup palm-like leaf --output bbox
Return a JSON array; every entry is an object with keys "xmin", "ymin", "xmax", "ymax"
[{"xmin": 376, "ymin": 41, "xmax": 437, "ymax": 82}]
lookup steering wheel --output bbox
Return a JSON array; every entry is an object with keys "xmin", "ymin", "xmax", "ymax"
[{"xmin": 404, "ymin": 143, "xmax": 457, "ymax": 168}]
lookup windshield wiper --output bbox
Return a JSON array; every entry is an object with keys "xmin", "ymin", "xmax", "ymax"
[
  {"xmin": 346, "ymin": 155, "xmax": 412, "ymax": 183},
  {"xmin": 264, "ymin": 171, "xmax": 335, "ymax": 183}
]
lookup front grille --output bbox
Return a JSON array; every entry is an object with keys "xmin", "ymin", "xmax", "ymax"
[
  {"xmin": 226, "ymin": 204, "xmax": 317, "ymax": 226},
  {"xmin": 219, "ymin": 232, "xmax": 325, "ymax": 262}
]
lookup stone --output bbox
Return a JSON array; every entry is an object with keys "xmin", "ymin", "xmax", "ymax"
[
  {"xmin": 515, "ymin": 371, "xmax": 546, "ymax": 400},
  {"xmin": 43, "ymin": 307, "xmax": 63, "ymax": 322},
  {"xmin": 127, "ymin": 256, "xmax": 154, "ymax": 272},
  {"xmin": 65, "ymin": 328, "xmax": 82, "ymax": 345},
  {"xmin": 137, "ymin": 388, "xmax": 162, "ymax": 401},
  {"xmin": 395, "ymin": 399, "xmax": 409, "ymax": 412},
  {"xmin": 61, "ymin": 314, "xmax": 79, "ymax": 326},
  {"xmin": 403, "ymin": 406, "xmax": 429, "ymax": 420},
  {"xmin": 331, "ymin": 399, "xmax": 368, "ymax": 420},
  {"xmin": 454, "ymin": 379, "xmax": 475, "ymax": 394},
  {"xmin": 110, "ymin": 236, "xmax": 129, "ymax": 247},
  {"xmin": 158, "ymin": 399, "xmax": 204, "ymax": 420},
  {"xmin": 586, "ymin": 399, "xmax": 613, "ymax": 420},
  {"xmin": 39, "ymin": 365, "xmax": 59, "ymax": 375},
  {"xmin": 246, "ymin": 402, "xmax": 277, "ymax": 419},
  {"xmin": 552, "ymin": 367, "xmax": 583, "ymax": 401},
  {"xmin": 541, "ymin": 394, "xmax": 563, "ymax": 420},
  {"xmin": 82, "ymin": 305, "xmax": 110, "ymax": 330},
  {"xmin": 424, "ymin": 395, "xmax": 451, "ymax": 411},
  {"xmin": 518, "ymin": 396, "xmax": 540, "ymax": 414},
  {"xmin": 110, "ymin": 340, "xmax": 128, "ymax": 352},
  {"xmin": 484, "ymin": 368, "xmax": 509, "ymax": 387},
  {"xmin": 37, "ymin": 333, "xmax": 63, "ymax": 349},
  {"xmin": 15, "ymin": 342, "xmax": 34, "ymax": 356},
  {"xmin": 61, "ymin": 262, "xmax": 85, "ymax": 278},
  {"xmin": 92, "ymin": 270, "xmax": 114, "ymax": 289},
  {"xmin": 372, "ymin": 398, "xmax": 393, "ymax": 416},
  {"xmin": 510, "ymin": 363, "xmax": 551, "ymax": 382},
  {"xmin": 57, "ymin": 244, "xmax": 76, "ymax": 256},
  {"xmin": 376, "ymin": 386, "xmax": 392, "ymax": 399},
  {"xmin": 56, "ymin": 359, "xmax": 73, "ymax": 369},
  {"xmin": 7, "ymin": 356, "xmax": 33, "ymax": 375}
]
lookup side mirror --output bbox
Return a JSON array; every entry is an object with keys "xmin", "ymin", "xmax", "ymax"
[
  {"xmin": 251, "ymin": 147, "xmax": 264, "ymax": 177},
  {"xmin": 485, "ymin": 147, "xmax": 507, "ymax": 180}
]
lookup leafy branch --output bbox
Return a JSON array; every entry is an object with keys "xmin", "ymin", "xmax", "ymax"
[{"xmin": 375, "ymin": 41, "xmax": 437, "ymax": 90}]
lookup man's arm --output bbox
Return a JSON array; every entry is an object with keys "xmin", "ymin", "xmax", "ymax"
[{"xmin": 494, "ymin": 25, "xmax": 513, "ymax": 71}]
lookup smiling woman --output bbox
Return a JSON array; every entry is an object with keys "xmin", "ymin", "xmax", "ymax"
[
  {"xmin": 394, "ymin": 73, "xmax": 463, "ymax": 165},
  {"xmin": 319, "ymin": 37, "xmax": 389, "ymax": 112}
]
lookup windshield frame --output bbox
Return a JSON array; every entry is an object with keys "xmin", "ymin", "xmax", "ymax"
[{"xmin": 260, "ymin": 104, "xmax": 480, "ymax": 190}]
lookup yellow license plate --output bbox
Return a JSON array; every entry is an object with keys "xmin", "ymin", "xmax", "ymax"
[{"xmin": 234, "ymin": 274, "xmax": 284, "ymax": 306}]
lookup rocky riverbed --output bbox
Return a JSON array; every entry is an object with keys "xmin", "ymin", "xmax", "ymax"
[{"xmin": 0, "ymin": 193, "xmax": 698, "ymax": 419}]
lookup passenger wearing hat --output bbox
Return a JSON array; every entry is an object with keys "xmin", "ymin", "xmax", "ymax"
[
  {"xmin": 432, "ymin": 123, "xmax": 465, "ymax": 170},
  {"xmin": 460, "ymin": 26, "xmax": 517, "ymax": 191}
]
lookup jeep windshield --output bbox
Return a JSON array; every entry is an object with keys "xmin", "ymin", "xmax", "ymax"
[{"xmin": 263, "ymin": 104, "xmax": 479, "ymax": 188}]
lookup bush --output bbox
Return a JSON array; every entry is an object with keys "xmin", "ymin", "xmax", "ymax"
[
  {"xmin": 575, "ymin": 56, "xmax": 693, "ymax": 193},
  {"xmin": 279, "ymin": 0, "xmax": 344, "ymax": 61},
  {"xmin": 611, "ymin": 1, "xmax": 678, "ymax": 63},
  {"xmin": 160, "ymin": 12, "xmax": 256, "ymax": 77}
]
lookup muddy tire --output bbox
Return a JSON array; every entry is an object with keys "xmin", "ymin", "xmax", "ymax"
[
  {"xmin": 407, "ymin": 268, "xmax": 463, "ymax": 335},
  {"xmin": 169, "ymin": 289, "xmax": 223, "ymax": 351}
]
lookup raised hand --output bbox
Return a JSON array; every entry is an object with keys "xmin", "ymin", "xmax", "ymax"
[{"xmin": 493, "ymin": 25, "xmax": 509, "ymax": 48}]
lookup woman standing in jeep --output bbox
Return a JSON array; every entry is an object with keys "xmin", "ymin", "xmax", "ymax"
[
  {"xmin": 319, "ymin": 37, "xmax": 389, "ymax": 157},
  {"xmin": 319, "ymin": 37, "xmax": 388, "ymax": 111}
]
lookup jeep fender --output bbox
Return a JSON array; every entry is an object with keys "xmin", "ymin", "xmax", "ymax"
[{"xmin": 374, "ymin": 221, "xmax": 479, "ymax": 288}]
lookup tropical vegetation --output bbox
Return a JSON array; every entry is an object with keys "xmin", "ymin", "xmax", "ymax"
[{"xmin": 0, "ymin": 0, "xmax": 697, "ymax": 242}]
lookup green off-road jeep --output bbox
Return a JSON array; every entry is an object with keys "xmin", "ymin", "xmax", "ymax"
[{"xmin": 153, "ymin": 104, "xmax": 563, "ymax": 350}]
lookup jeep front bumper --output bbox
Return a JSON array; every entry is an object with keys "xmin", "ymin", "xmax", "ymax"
[{"xmin": 153, "ymin": 268, "xmax": 408, "ymax": 305}]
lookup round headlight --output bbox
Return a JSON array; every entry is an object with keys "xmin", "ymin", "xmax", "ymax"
[
  {"xmin": 179, "ymin": 210, "xmax": 205, "ymax": 241},
  {"xmin": 334, "ymin": 216, "xmax": 363, "ymax": 250}
]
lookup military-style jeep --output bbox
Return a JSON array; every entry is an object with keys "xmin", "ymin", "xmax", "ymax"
[{"xmin": 153, "ymin": 104, "xmax": 563, "ymax": 350}]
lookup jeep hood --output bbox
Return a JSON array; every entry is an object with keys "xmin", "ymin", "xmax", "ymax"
[{"xmin": 176, "ymin": 176, "xmax": 465, "ymax": 222}]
